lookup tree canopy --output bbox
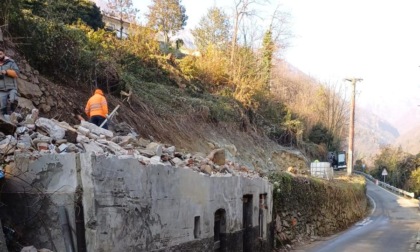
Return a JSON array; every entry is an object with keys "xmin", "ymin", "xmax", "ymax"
[
  {"xmin": 192, "ymin": 7, "xmax": 230, "ymax": 51},
  {"xmin": 146, "ymin": 0, "xmax": 188, "ymax": 45}
]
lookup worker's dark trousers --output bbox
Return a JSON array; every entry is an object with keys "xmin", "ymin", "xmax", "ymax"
[{"xmin": 90, "ymin": 115, "xmax": 108, "ymax": 129}]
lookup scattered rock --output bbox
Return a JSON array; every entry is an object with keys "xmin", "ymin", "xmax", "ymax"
[
  {"xmin": 35, "ymin": 117, "xmax": 65, "ymax": 140},
  {"xmin": 200, "ymin": 164, "xmax": 213, "ymax": 175},
  {"xmin": 207, "ymin": 148, "xmax": 226, "ymax": 165},
  {"xmin": 17, "ymin": 78, "xmax": 43, "ymax": 98}
]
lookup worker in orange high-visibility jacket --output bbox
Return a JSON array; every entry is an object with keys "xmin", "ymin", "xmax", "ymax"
[{"xmin": 85, "ymin": 88, "xmax": 109, "ymax": 129}]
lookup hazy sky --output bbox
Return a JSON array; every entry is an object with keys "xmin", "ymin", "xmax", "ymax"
[
  {"xmin": 279, "ymin": 0, "xmax": 420, "ymax": 109},
  {"xmin": 97, "ymin": 0, "xmax": 420, "ymax": 127}
]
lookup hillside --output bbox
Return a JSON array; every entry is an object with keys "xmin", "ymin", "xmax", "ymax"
[
  {"xmin": 354, "ymin": 106, "xmax": 399, "ymax": 163},
  {"xmin": 3, "ymin": 43, "xmax": 309, "ymax": 174},
  {"xmin": 0, "ymin": 0, "xmax": 350, "ymax": 175},
  {"xmin": 394, "ymin": 125, "xmax": 420, "ymax": 154}
]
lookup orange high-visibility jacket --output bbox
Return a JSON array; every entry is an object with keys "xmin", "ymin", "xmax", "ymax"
[{"xmin": 85, "ymin": 89, "xmax": 108, "ymax": 118}]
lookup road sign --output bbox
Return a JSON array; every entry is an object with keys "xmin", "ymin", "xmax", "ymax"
[{"xmin": 382, "ymin": 168, "xmax": 388, "ymax": 183}]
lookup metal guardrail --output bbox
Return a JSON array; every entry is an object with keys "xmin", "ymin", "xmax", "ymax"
[{"xmin": 354, "ymin": 171, "xmax": 415, "ymax": 199}]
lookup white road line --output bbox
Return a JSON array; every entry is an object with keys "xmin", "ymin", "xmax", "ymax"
[{"xmin": 367, "ymin": 193, "xmax": 376, "ymax": 215}]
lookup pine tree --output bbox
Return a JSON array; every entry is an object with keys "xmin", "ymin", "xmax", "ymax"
[
  {"xmin": 146, "ymin": 0, "xmax": 188, "ymax": 46},
  {"xmin": 262, "ymin": 29, "xmax": 274, "ymax": 90},
  {"xmin": 192, "ymin": 7, "xmax": 230, "ymax": 51}
]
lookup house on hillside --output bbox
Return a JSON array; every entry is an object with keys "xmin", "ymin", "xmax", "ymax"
[
  {"xmin": 91, "ymin": 0, "xmax": 131, "ymax": 38},
  {"xmin": 102, "ymin": 14, "xmax": 130, "ymax": 38},
  {"xmin": 91, "ymin": 0, "xmax": 200, "ymax": 57}
]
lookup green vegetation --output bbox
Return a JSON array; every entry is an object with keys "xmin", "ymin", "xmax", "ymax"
[
  {"xmin": 369, "ymin": 145, "xmax": 420, "ymax": 197},
  {"xmin": 1, "ymin": 0, "xmax": 349, "ymax": 160},
  {"xmin": 269, "ymin": 172, "xmax": 367, "ymax": 246}
]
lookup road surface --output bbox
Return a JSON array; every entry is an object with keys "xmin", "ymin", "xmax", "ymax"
[{"xmin": 296, "ymin": 180, "xmax": 420, "ymax": 252}]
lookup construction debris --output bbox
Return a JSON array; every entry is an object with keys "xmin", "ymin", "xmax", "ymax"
[{"xmin": 0, "ymin": 105, "xmax": 265, "ymax": 180}]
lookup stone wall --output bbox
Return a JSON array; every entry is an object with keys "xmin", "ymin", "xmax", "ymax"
[
  {"xmin": 1, "ymin": 153, "xmax": 273, "ymax": 251},
  {"xmin": 271, "ymin": 173, "xmax": 368, "ymax": 248}
]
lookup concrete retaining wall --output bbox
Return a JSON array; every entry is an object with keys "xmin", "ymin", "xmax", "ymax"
[
  {"xmin": 81, "ymin": 154, "xmax": 273, "ymax": 252},
  {"xmin": 1, "ymin": 153, "xmax": 273, "ymax": 251},
  {"xmin": 2, "ymin": 154, "xmax": 78, "ymax": 251}
]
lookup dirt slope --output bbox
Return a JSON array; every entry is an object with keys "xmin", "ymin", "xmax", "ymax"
[{"xmin": 4, "ymin": 42, "xmax": 309, "ymax": 173}]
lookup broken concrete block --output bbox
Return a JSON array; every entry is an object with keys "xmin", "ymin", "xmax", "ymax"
[
  {"xmin": 111, "ymin": 135, "xmax": 137, "ymax": 147},
  {"xmin": 17, "ymin": 134, "xmax": 32, "ymax": 150},
  {"xmin": 77, "ymin": 126, "xmax": 90, "ymax": 136},
  {"xmin": 9, "ymin": 112, "xmax": 21, "ymax": 125},
  {"xmin": 76, "ymin": 134, "xmax": 90, "ymax": 143},
  {"xmin": 26, "ymin": 124, "xmax": 36, "ymax": 130},
  {"xmin": 65, "ymin": 143, "xmax": 78, "ymax": 152},
  {"xmin": 16, "ymin": 126, "xmax": 28, "ymax": 134},
  {"xmin": 35, "ymin": 117, "xmax": 65, "ymax": 140},
  {"xmin": 171, "ymin": 157, "xmax": 183, "ymax": 166},
  {"xmin": 137, "ymin": 137, "xmax": 151, "ymax": 147},
  {"xmin": 82, "ymin": 142, "xmax": 105, "ymax": 154},
  {"xmin": 56, "ymin": 139, "xmax": 67, "ymax": 145},
  {"xmin": 58, "ymin": 143, "xmax": 68, "ymax": 153},
  {"xmin": 135, "ymin": 155, "xmax": 151, "ymax": 164},
  {"xmin": 24, "ymin": 108, "xmax": 39, "ymax": 124},
  {"xmin": 106, "ymin": 141, "xmax": 128, "ymax": 155},
  {"xmin": 87, "ymin": 132, "xmax": 99, "ymax": 140},
  {"xmin": 81, "ymin": 121, "xmax": 113, "ymax": 138},
  {"xmin": 138, "ymin": 149, "xmax": 155, "ymax": 158},
  {"xmin": 146, "ymin": 142, "xmax": 162, "ymax": 156},
  {"xmin": 32, "ymin": 135, "xmax": 52, "ymax": 146},
  {"xmin": 150, "ymin": 155, "xmax": 162, "ymax": 165},
  {"xmin": 0, "ymin": 135, "xmax": 17, "ymax": 154},
  {"xmin": 163, "ymin": 145, "xmax": 175, "ymax": 155}
]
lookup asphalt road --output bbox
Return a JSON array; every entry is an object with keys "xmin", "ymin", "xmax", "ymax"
[{"xmin": 296, "ymin": 180, "xmax": 420, "ymax": 252}]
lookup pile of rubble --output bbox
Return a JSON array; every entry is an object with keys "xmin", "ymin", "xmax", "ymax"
[{"xmin": 0, "ymin": 109, "xmax": 264, "ymax": 179}]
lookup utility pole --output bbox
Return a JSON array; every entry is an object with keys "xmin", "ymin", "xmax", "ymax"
[{"xmin": 345, "ymin": 78, "xmax": 363, "ymax": 176}]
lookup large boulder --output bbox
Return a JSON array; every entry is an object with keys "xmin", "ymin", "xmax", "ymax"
[
  {"xmin": 17, "ymin": 79, "xmax": 43, "ymax": 98},
  {"xmin": 35, "ymin": 117, "xmax": 66, "ymax": 140},
  {"xmin": 207, "ymin": 148, "xmax": 226, "ymax": 166}
]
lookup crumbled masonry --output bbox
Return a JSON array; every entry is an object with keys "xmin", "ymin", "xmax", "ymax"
[{"xmin": 0, "ymin": 108, "xmax": 265, "ymax": 181}]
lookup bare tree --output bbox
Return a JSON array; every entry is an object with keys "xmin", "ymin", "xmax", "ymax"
[
  {"xmin": 266, "ymin": 4, "xmax": 292, "ymax": 53},
  {"xmin": 230, "ymin": 0, "xmax": 269, "ymax": 64},
  {"xmin": 313, "ymin": 82, "xmax": 350, "ymax": 149}
]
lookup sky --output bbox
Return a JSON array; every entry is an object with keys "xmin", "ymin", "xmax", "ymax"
[{"xmin": 97, "ymin": 0, "xmax": 420, "ymax": 131}]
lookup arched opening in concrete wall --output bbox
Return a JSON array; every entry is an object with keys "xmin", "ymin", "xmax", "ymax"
[
  {"xmin": 214, "ymin": 208, "xmax": 226, "ymax": 251},
  {"xmin": 243, "ymin": 194, "xmax": 253, "ymax": 252}
]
